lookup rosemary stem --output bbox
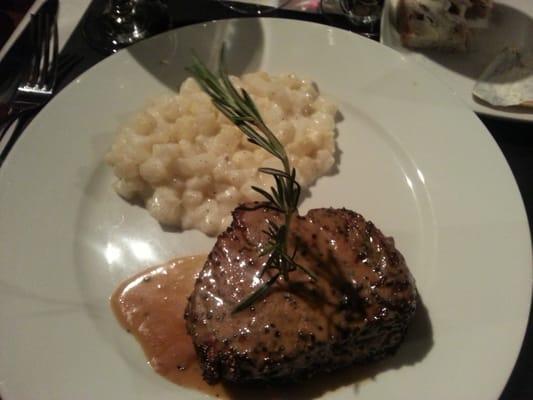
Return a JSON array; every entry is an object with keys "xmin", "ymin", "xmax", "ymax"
[{"xmin": 187, "ymin": 48, "xmax": 316, "ymax": 312}]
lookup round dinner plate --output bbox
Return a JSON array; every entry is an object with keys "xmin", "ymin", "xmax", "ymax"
[
  {"xmin": 0, "ymin": 18, "xmax": 531, "ymax": 400},
  {"xmin": 381, "ymin": 0, "xmax": 533, "ymax": 122}
]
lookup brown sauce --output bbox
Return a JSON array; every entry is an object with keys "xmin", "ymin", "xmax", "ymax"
[
  {"xmin": 111, "ymin": 255, "xmax": 376, "ymax": 399},
  {"xmin": 110, "ymin": 255, "xmax": 227, "ymax": 397}
]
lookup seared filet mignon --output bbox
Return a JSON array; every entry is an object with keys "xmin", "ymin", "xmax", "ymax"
[{"xmin": 185, "ymin": 202, "xmax": 417, "ymax": 384}]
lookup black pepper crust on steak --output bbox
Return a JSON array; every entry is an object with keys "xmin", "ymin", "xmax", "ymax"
[{"xmin": 185, "ymin": 202, "xmax": 417, "ymax": 384}]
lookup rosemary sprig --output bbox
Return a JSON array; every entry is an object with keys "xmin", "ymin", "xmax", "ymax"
[{"xmin": 187, "ymin": 49, "xmax": 317, "ymax": 313}]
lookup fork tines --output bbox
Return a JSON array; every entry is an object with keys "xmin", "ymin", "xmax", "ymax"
[{"xmin": 21, "ymin": 0, "xmax": 59, "ymax": 96}]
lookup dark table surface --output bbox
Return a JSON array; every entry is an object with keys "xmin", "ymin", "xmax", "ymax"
[{"xmin": 2, "ymin": 0, "xmax": 532, "ymax": 399}]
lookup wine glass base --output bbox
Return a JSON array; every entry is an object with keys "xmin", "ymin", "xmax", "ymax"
[
  {"xmin": 320, "ymin": 0, "xmax": 382, "ymax": 38},
  {"xmin": 83, "ymin": 0, "xmax": 171, "ymax": 54}
]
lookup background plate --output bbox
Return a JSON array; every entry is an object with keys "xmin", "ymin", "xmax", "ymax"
[{"xmin": 381, "ymin": 0, "xmax": 533, "ymax": 122}]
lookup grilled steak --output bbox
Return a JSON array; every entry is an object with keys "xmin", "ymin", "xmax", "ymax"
[{"xmin": 185, "ymin": 202, "xmax": 417, "ymax": 384}]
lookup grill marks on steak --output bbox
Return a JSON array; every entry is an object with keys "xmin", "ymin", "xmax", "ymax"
[{"xmin": 185, "ymin": 202, "xmax": 417, "ymax": 384}]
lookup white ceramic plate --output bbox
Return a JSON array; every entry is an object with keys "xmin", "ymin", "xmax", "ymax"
[
  {"xmin": 381, "ymin": 0, "xmax": 533, "ymax": 122},
  {"xmin": 0, "ymin": 18, "xmax": 530, "ymax": 400}
]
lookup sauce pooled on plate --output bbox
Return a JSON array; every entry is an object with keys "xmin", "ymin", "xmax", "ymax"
[{"xmin": 111, "ymin": 255, "xmax": 228, "ymax": 397}]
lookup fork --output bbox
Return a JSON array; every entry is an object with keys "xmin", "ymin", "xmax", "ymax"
[
  {"xmin": 2, "ymin": 2, "xmax": 58, "ymax": 115},
  {"xmin": 0, "ymin": 1, "xmax": 59, "ymax": 161}
]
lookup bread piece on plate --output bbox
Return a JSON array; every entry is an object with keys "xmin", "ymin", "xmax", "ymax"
[
  {"xmin": 473, "ymin": 47, "xmax": 533, "ymax": 108},
  {"xmin": 397, "ymin": 0, "xmax": 493, "ymax": 51},
  {"xmin": 398, "ymin": 0, "xmax": 470, "ymax": 51}
]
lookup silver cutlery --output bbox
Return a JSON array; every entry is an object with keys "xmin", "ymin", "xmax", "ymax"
[{"xmin": 0, "ymin": 0, "xmax": 59, "ymax": 162}]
